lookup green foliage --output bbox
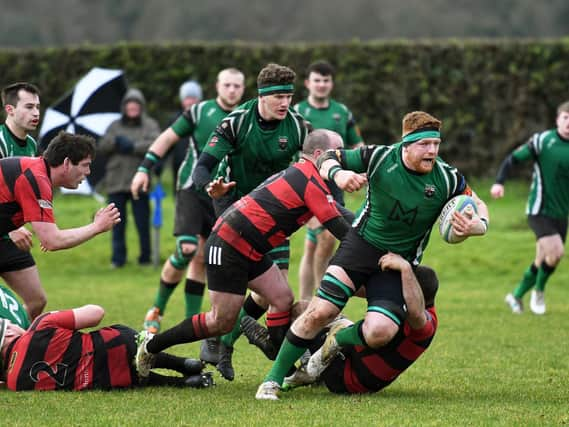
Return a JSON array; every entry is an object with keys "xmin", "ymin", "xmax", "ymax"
[
  {"xmin": 1, "ymin": 179, "xmax": 569, "ymax": 426},
  {"xmin": 2, "ymin": 40, "xmax": 568, "ymax": 177}
]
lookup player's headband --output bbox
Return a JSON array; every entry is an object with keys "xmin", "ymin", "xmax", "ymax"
[
  {"xmin": 402, "ymin": 127, "xmax": 441, "ymax": 144},
  {"xmin": 258, "ymin": 84, "xmax": 294, "ymax": 96}
]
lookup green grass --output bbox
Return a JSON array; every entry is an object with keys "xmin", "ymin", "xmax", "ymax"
[{"xmin": 2, "ymin": 178, "xmax": 569, "ymax": 426}]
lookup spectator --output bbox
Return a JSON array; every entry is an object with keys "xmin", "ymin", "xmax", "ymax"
[{"xmin": 99, "ymin": 88, "xmax": 160, "ymax": 268}]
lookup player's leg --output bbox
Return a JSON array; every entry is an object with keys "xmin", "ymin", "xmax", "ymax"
[
  {"xmin": 185, "ymin": 236, "xmax": 207, "ymax": 318},
  {"xmin": 531, "ymin": 232, "xmax": 564, "ymax": 314},
  {"xmin": 312, "ymin": 229, "xmax": 336, "ymax": 287},
  {"xmin": 1, "ymin": 266, "xmax": 45, "ymax": 321},
  {"xmin": 298, "ymin": 218, "xmax": 320, "ymax": 301},
  {"xmin": 144, "ymin": 190, "xmax": 205, "ymax": 332},
  {"xmin": 109, "ymin": 192, "xmax": 128, "ymax": 267},
  {"xmin": 0, "ymin": 240, "xmax": 45, "ymax": 320},
  {"xmin": 137, "ymin": 235, "xmax": 251, "ymax": 379},
  {"xmin": 153, "ymin": 352, "xmax": 204, "ymax": 376},
  {"xmin": 131, "ymin": 192, "xmax": 151, "ymax": 265}
]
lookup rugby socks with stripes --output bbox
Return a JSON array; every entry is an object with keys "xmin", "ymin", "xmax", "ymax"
[
  {"xmin": 335, "ymin": 320, "xmax": 366, "ymax": 347},
  {"xmin": 147, "ymin": 313, "xmax": 209, "ymax": 353},
  {"xmin": 535, "ymin": 262, "xmax": 555, "ymax": 292},
  {"xmin": 221, "ymin": 294, "xmax": 266, "ymax": 347},
  {"xmin": 266, "ymin": 311, "xmax": 291, "ymax": 349},
  {"xmin": 153, "ymin": 279, "xmax": 179, "ymax": 314},
  {"xmin": 184, "ymin": 279, "xmax": 205, "ymax": 317},
  {"xmin": 513, "ymin": 263, "xmax": 537, "ymax": 299},
  {"xmin": 265, "ymin": 330, "xmax": 312, "ymax": 385}
]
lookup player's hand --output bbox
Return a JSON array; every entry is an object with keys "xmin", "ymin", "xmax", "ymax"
[
  {"xmin": 93, "ymin": 203, "xmax": 121, "ymax": 233},
  {"xmin": 450, "ymin": 207, "xmax": 486, "ymax": 237},
  {"xmin": 206, "ymin": 177, "xmax": 236, "ymax": 199},
  {"xmin": 379, "ymin": 252, "xmax": 410, "ymax": 272},
  {"xmin": 490, "ymin": 183, "xmax": 504, "ymax": 199},
  {"xmin": 8, "ymin": 227, "xmax": 33, "ymax": 251},
  {"xmin": 131, "ymin": 171, "xmax": 150, "ymax": 200},
  {"xmin": 334, "ymin": 170, "xmax": 367, "ymax": 193}
]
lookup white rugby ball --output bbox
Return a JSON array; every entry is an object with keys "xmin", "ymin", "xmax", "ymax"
[{"xmin": 438, "ymin": 194, "xmax": 478, "ymax": 244}]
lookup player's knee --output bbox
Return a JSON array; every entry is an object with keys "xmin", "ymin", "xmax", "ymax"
[
  {"xmin": 305, "ymin": 305, "xmax": 337, "ymax": 329},
  {"xmin": 169, "ymin": 236, "xmax": 198, "ymax": 270},
  {"xmin": 362, "ymin": 319, "xmax": 397, "ymax": 348},
  {"xmin": 268, "ymin": 288, "xmax": 294, "ymax": 313}
]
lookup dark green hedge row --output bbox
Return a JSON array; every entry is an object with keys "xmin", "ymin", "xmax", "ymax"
[{"xmin": 2, "ymin": 40, "xmax": 568, "ymax": 177}]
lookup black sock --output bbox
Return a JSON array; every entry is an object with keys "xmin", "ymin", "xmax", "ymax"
[
  {"xmin": 243, "ymin": 294, "xmax": 266, "ymax": 320},
  {"xmin": 147, "ymin": 313, "xmax": 209, "ymax": 353}
]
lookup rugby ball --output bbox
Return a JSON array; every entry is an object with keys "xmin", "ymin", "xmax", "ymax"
[{"xmin": 438, "ymin": 195, "xmax": 478, "ymax": 244}]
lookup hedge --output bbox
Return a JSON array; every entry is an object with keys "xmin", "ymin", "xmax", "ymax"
[{"xmin": 2, "ymin": 39, "xmax": 568, "ymax": 177}]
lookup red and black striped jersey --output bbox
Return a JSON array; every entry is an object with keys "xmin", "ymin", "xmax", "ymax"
[
  {"xmin": 0, "ymin": 156, "xmax": 54, "ymax": 235},
  {"xmin": 214, "ymin": 158, "xmax": 342, "ymax": 261},
  {"xmin": 340, "ymin": 306, "xmax": 438, "ymax": 393},
  {"xmin": 4, "ymin": 310, "xmax": 137, "ymax": 391}
]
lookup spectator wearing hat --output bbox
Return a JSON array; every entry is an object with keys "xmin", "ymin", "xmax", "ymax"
[{"xmin": 98, "ymin": 88, "xmax": 160, "ymax": 268}]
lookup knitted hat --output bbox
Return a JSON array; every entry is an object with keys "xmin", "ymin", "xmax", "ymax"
[
  {"xmin": 179, "ymin": 80, "xmax": 203, "ymax": 102},
  {"xmin": 401, "ymin": 111, "xmax": 442, "ymax": 144}
]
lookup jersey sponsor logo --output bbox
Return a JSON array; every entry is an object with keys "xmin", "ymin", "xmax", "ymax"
[
  {"xmin": 208, "ymin": 136, "xmax": 219, "ymax": 147},
  {"xmin": 333, "ymin": 113, "xmax": 341, "ymax": 123},
  {"xmin": 326, "ymin": 194, "xmax": 334, "ymax": 204},
  {"xmin": 207, "ymin": 108, "xmax": 216, "ymax": 117},
  {"xmin": 278, "ymin": 136, "xmax": 288, "ymax": 150},
  {"xmin": 38, "ymin": 199, "xmax": 53, "ymax": 209},
  {"xmin": 388, "ymin": 200, "xmax": 418, "ymax": 226},
  {"xmin": 424, "ymin": 185, "xmax": 436, "ymax": 198}
]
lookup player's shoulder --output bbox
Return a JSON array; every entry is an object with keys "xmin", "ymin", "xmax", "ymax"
[{"xmin": 329, "ymin": 98, "xmax": 351, "ymax": 113}]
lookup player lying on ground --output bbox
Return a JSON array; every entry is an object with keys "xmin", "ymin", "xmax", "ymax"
[
  {"xmin": 243, "ymin": 253, "xmax": 438, "ymax": 395},
  {"xmin": 0, "ymin": 304, "xmax": 212, "ymax": 391}
]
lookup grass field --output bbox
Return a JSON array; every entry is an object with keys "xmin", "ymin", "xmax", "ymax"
[{"xmin": 2, "ymin": 178, "xmax": 568, "ymax": 426}]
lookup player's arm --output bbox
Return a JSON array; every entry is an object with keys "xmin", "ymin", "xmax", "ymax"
[
  {"xmin": 31, "ymin": 203, "xmax": 120, "ymax": 251},
  {"xmin": 318, "ymin": 148, "xmax": 368, "ymax": 193},
  {"xmin": 72, "ymin": 305, "xmax": 105, "ymax": 330},
  {"xmin": 193, "ymin": 119, "xmax": 238, "ymax": 197},
  {"xmin": 379, "ymin": 253, "xmax": 426, "ymax": 329},
  {"xmin": 491, "ymin": 137, "xmax": 536, "ymax": 199},
  {"xmin": 345, "ymin": 111, "xmax": 365, "ymax": 149}
]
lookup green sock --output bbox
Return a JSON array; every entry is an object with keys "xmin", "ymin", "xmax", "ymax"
[
  {"xmin": 335, "ymin": 320, "xmax": 365, "ymax": 347},
  {"xmin": 535, "ymin": 263, "xmax": 555, "ymax": 292},
  {"xmin": 220, "ymin": 307, "xmax": 247, "ymax": 347},
  {"xmin": 513, "ymin": 264, "xmax": 537, "ymax": 299},
  {"xmin": 265, "ymin": 337, "xmax": 308, "ymax": 385},
  {"xmin": 153, "ymin": 279, "xmax": 178, "ymax": 314},
  {"xmin": 184, "ymin": 279, "xmax": 205, "ymax": 317}
]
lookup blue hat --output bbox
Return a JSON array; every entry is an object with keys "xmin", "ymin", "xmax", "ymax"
[{"xmin": 179, "ymin": 80, "xmax": 203, "ymax": 102}]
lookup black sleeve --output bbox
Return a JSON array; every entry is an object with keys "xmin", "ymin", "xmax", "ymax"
[
  {"xmin": 335, "ymin": 202, "xmax": 355, "ymax": 224},
  {"xmin": 495, "ymin": 154, "xmax": 516, "ymax": 185},
  {"xmin": 192, "ymin": 152, "xmax": 219, "ymax": 190},
  {"xmin": 322, "ymin": 216, "xmax": 350, "ymax": 241}
]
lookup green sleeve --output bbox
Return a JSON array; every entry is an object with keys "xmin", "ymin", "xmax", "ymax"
[
  {"xmin": 171, "ymin": 113, "xmax": 194, "ymax": 138},
  {"xmin": 341, "ymin": 147, "xmax": 367, "ymax": 173},
  {"xmin": 511, "ymin": 143, "xmax": 534, "ymax": 163}
]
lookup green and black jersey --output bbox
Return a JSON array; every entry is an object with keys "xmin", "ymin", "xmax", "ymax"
[
  {"xmin": 333, "ymin": 143, "xmax": 469, "ymax": 263},
  {"xmin": 0, "ymin": 124, "xmax": 38, "ymax": 158},
  {"xmin": 294, "ymin": 99, "xmax": 362, "ymax": 148},
  {"xmin": 171, "ymin": 99, "xmax": 231, "ymax": 192},
  {"xmin": 508, "ymin": 130, "xmax": 569, "ymax": 219},
  {"xmin": 203, "ymin": 98, "xmax": 310, "ymax": 198},
  {"xmin": 0, "ymin": 284, "xmax": 30, "ymax": 329}
]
